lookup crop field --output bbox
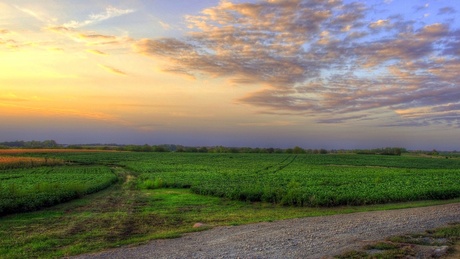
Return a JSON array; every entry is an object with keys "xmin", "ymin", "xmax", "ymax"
[
  {"xmin": 118, "ymin": 153, "xmax": 460, "ymax": 207},
  {"xmin": 0, "ymin": 156, "xmax": 64, "ymax": 170},
  {"xmin": 2, "ymin": 151, "xmax": 460, "ymax": 211},
  {"xmin": 0, "ymin": 166, "xmax": 117, "ymax": 215},
  {"xmin": 14, "ymin": 151, "xmax": 460, "ymax": 207}
]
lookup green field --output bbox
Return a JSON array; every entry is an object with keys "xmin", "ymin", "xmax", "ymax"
[
  {"xmin": 9, "ymin": 151, "xmax": 460, "ymax": 209},
  {"xmin": 0, "ymin": 166, "xmax": 117, "ymax": 216},
  {"xmin": 1, "ymin": 150, "xmax": 460, "ymax": 258},
  {"xmin": 120, "ymin": 153, "xmax": 460, "ymax": 206}
]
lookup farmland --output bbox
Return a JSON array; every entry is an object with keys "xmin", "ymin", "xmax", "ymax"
[
  {"xmin": 1, "ymin": 149, "xmax": 460, "ymax": 258},
  {"xmin": 121, "ymin": 153, "xmax": 460, "ymax": 206},
  {"xmin": 4, "ymin": 151, "xmax": 460, "ymax": 210},
  {"xmin": 0, "ymin": 166, "xmax": 117, "ymax": 215}
]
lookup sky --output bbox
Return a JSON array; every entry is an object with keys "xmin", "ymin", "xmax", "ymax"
[{"xmin": 1, "ymin": 0, "xmax": 460, "ymax": 150}]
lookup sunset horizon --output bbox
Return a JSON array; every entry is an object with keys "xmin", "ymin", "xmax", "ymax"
[{"xmin": 2, "ymin": 0, "xmax": 460, "ymax": 150}]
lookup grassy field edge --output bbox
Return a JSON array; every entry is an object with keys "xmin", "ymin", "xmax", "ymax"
[{"xmin": 1, "ymin": 178, "xmax": 459, "ymax": 259}]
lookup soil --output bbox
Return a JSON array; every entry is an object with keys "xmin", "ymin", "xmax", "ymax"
[{"xmin": 73, "ymin": 202, "xmax": 460, "ymax": 259}]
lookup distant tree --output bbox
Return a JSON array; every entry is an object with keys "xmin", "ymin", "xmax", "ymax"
[
  {"xmin": 239, "ymin": 147, "xmax": 253, "ymax": 153},
  {"xmin": 153, "ymin": 145, "xmax": 168, "ymax": 152},
  {"xmin": 68, "ymin": 145, "xmax": 83, "ymax": 149},
  {"xmin": 229, "ymin": 147, "xmax": 239, "ymax": 153},
  {"xmin": 141, "ymin": 144, "xmax": 153, "ymax": 152},
  {"xmin": 251, "ymin": 147, "xmax": 260, "ymax": 153},
  {"xmin": 292, "ymin": 146, "xmax": 305, "ymax": 154},
  {"xmin": 266, "ymin": 148, "xmax": 275, "ymax": 154},
  {"xmin": 198, "ymin": 147, "xmax": 208, "ymax": 153},
  {"xmin": 185, "ymin": 147, "xmax": 198, "ymax": 152},
  {"xmin": 42, "ymin": 140, "xmax": 59, "ymax": 148},
  {"xmin": 213, "ymin": 146, "xmax": 228, "ymax": 153}
]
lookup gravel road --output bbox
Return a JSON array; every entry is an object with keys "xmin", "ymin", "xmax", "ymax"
[{"xmin": 74, "ymin": 203, "xmax": 460, "ymax": 259}]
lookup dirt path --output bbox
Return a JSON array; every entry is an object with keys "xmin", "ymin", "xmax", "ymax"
[{"xmin": 74, "ymin": 203, "xmax": 460, "ymax": 258}]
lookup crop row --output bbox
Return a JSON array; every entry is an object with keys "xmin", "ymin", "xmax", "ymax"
[
  {"xmin": 122, "ymin": 153, "xmax": 460, "ymax": 207},
  {"xmin": 0, "ymin": 166, "xmax": 117, "ymax": 215},
  {"xmin": 42, "ymin": 151, "xmax": 460, "ymax": 169}
]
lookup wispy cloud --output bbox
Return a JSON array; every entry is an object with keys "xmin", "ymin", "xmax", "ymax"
[
  {"xmin": 159, "ymin": 21, "xmax": 171, "ymax": 30},
  {"xmin": 238, "ymin": 120, "xmax": 299, "ymax": 127},
  {"xmin": 47, "ymin": 26, "xmax": 129, "ymax": 46},
  {"xmin": 414, "ymin": 3, "xmax": 430, "ymax": 12},
  {"xmin": 13, "ymin": 5, "xmax": 56, "ymax": 24},
  {"xmin": 98, "ymin": 64, "xmax": 127, "ymax": 76},
  {"xmin": 438, "ymin": 7, "xmax": 456, "ymax": 15},
  {"xmin": 134, "ymin": 0, "xmax": 460, "ymax": 127},
  {"xmin": 87, "ymin": 49, "xmax": 107, "ymax": 55},
  {"xmin": 317, "ymin": 115, "xmax": 369, "ymax": 124},
  {"xmin": 63, "ymin": 6, "xmax": 135, "ymax": 28}
]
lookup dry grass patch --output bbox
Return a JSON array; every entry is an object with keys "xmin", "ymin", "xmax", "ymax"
[
  {"xmin": 0, "ymin": 156, "xmax": 64, "ymax": 169},
  {"xmin": 0, "ymin": 149, "xmax": 118, "ymax": 155}
]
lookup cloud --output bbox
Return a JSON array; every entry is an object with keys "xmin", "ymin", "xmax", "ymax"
[
  {"xmin": 47, "ymin": 26, "xmax": 128, "ymax": 46},
  {"xmin": 414, "ymin": 3, "xmax": 429, "ymax": 12},
  {"xmin": 238, "ymin": 120, "xmax": 299, "ymax": 127},
  {"xmin": 98, "ymin": 64, "xmax": 127, "ymax": 76},
  {"xmin": 13, "ymin": 5, "xmax": 56, "ymax": 24},
  {"xmin": 316, "ymin": 115, "xmax": 368, "ymax": 124},
  {"xmin": 87, "ymin": 49, "xmax": 107, "ymax": 55},
  {"xmin": 78, "ymin": 33, "xmax": 116, "ymax": 41},
  {"xmin": 369, "ymin": 19, "xmax": 390, "ymax": 29},
  {"xmin": 134, "ymin": 0, "xmax": 460, "ymax": 128},
  {"xmin": 438, "ymin": 7, "xmax": 456, "ymax": 15},
  {"xmin": 159, "ymin": 21, "xmax": 171, "ymax": 30},
  {"xmin": 63, "ymin": 6, "xmax": 135, "ymax": 28}
]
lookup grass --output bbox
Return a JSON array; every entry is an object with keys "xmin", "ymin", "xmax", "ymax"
[
  {"xmin": 336, "ymin": 223, "xmax": 460, "ymax": 258},
  {"xmin": 1, "ymin": 169, "xmax": 460, "ymax": 259}
]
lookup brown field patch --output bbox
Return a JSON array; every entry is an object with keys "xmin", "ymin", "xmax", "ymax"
[
  {"xmin": 0, "ymin": 149, "xmax": 119, "ymax": 155},
  {"xmin": 0, "ymin": 156, "xmax": 65, "ymax": 169}
]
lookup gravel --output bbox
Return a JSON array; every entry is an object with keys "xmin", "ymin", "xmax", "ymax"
[{"xmin": 73, "ymin": 203, "xmax": 460, "ymax": 259}]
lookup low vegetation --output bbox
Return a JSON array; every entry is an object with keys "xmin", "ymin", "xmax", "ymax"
[
  {"xmin": 0, "ymin": 150, "xmax": 459, "ymax": 258},
  {"xmin": 0, "ymin": 166, "xmax": 117, "ymax": 215},
  {"xmin": 121, "ymin": 153, "xmax": 460, "ymax": 206},
  {"xmin": 337, "ymin": 223, "xmax": 460, "ymax": 258}
]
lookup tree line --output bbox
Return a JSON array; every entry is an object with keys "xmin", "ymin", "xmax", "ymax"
[
  {"xmin": 0, "ymin": 140, "xmax": 59, "ymax": 149},
  {"xmin": 0, "ymin": 140, "xmax": 423, "ymax": 156}
]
